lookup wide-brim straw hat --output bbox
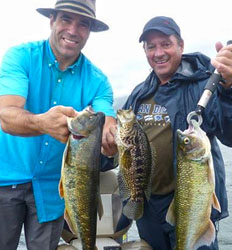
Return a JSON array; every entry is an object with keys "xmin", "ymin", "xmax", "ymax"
[{"xmin": 36, "ymin": 0, "xmax": 109, "ymax": 32}]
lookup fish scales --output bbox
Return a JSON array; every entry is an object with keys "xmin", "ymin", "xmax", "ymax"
[
  {"xmin": 120, "ymin": 127, "xmax": 148, "ymax": 201},
  {"xmin": 175, "ymin": 158, "xmax": 215, "ymax": 249},
  {"xmin": 64, "ymin": 143, "xmax": 98, "ymax": 246},
  {"xmin": 166, "ymin": 119, "xmax": 221, "ymax": 250},
  {"xmin": 116, "ymin": 108, "xmax": 154, "ymax": 220},
  {"xmin": 59, "ymin": 107, "xmax": 105, "ymax": 250}
]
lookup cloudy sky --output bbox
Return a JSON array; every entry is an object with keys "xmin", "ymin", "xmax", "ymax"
[{"xmin": 1, "ymin": 0, "xmax": 232, "ymax": 98}]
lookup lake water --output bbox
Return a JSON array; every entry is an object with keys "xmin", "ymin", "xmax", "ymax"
[{"xmin": 18, "ymin": 142, "xmax": 232, "ymax": 249}]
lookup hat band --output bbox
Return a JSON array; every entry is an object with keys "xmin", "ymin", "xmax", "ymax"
[{"xmin": 56, "ymin": 0, "xmax": 95, "ymax": 17}]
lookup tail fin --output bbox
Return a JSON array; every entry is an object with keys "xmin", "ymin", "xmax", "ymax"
[{"xmin": 123, "ymin": 199, "xmax": 144, "ymax": 220}]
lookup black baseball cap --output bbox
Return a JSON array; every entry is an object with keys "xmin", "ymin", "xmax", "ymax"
[{"xmin": 139, "ymin": 16, "xmax": 181, "ymax": 43}]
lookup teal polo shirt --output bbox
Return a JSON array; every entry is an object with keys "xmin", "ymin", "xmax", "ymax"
[{"xmin": 0, "ymin": 40, "xmax": 115, "ymax": 223}]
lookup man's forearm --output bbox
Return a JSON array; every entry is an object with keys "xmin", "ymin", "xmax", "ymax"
[{"xmin": 0, "ymin": 106, "xmax": 41, "ymax": 136}]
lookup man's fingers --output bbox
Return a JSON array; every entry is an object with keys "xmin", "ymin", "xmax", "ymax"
[{"xmin": 101, "ymin": 128, "xmax": 118, "ymax": 156}]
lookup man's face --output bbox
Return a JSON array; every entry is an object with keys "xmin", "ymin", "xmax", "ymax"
[
  {"xmin": 49, "ymin": 11, "xmax": 91, "ymax": 66},
  {"xmin": 144, "ymin": 31, "xmax": 184, "ymax": 84}
]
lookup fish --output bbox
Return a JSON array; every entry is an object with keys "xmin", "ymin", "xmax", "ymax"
[
  {"xmin": 166, "ymin": 119, "xmax": 221, "ymax": 250},
  {"xmin": 59, "ymin": 106, "xmax": 105, "ymax": 250},
  {"xmin": 115, "ymin": 107, "xmax": 154, "ymax": 220}
]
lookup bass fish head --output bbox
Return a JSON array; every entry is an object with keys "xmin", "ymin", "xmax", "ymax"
[
  {"xmin": 116, "ymin": 107, "xmax": 136, "ymax": 131},
  {"xmin": 177, "ymin": 119, "xmax": 210, "ymax": 162},
  {"xmin": 67, "ymin": 106, "xmax": 105, "ymax": 138}
]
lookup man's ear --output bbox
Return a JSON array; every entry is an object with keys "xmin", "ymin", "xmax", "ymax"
[
  {"xmin": 143, "ymin": 42, "xmax": 146, "ymax": 51},
  {"xmin": 180, "ymin": 40, "xmax": 184, "ymax": 52},
  {"xmin": 49, "ymin": 14, "xmax": 55, "ymax": 29}
]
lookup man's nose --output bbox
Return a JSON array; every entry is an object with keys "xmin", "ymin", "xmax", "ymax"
[
  {"xmin": 154, "ymin": 46, "xmax": 165, "ymax": 56},
  {"xmin": 67, "ymin": 22, "xmax": 80, "ymax": 35}
]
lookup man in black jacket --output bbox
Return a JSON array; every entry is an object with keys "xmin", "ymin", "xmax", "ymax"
[{"xmin": 109, "ymin": 16, "xmax": 232, "ymax": 249}]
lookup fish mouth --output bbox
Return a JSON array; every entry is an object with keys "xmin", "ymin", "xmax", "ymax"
[
  {"xmin": 72, "ymin": 134, "xmax": 86, "ymax": 140},
  {"xmin": 67, "ymin": 117, "xmax": 86, "ymax": 139},
  {"xmin": 176, "ymin": 129, "xmax": 184, "ymax": 138},
  {"xmin": 69, "ymin": 127, "xmax": 86, "ymax": 140},
  {"xmin": 177, "ymin": 122, "xmax": 195, "ymax": 137}
]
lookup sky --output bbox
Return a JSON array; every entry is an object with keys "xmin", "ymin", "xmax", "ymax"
[{"xmin": 1, "ymin": 0, "xmax": 232, "ymax": 98}]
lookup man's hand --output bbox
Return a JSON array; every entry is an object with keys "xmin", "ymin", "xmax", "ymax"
[
  {"xmin": 211, "ymin": 41, "xmax": 232, "ymax": 88},
  {"xmin": 101, "ymin": 116, "xmax": 118, "ymax": 157},
  {"xmin": 37, "ymin": 106, "xmax": 78, "ymax": 143}
]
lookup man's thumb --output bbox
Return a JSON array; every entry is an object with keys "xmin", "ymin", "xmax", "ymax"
[
  {"xmin": 62, "ymin": 106, "xmax": 78, "ymax": 117},
  {"xmin": 215, "ymin": 41, "xmax": 223, "ymax": 52}
]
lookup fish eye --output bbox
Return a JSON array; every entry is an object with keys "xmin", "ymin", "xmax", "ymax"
[
  {"xmin": 133, "ymin": 123, "xmax": 138, "ymax": 128},
  {"xmin": 183, "ymin": 137, "xmax": 191, "ymax": 145}
]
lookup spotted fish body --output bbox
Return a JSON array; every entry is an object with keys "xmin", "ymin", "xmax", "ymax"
[
  {"xmin": 116, "ymin": 108, "xmax": 153, "ymax": 220},
  {"xmin": 59, "ymin": 107, "xmax": 105, "ymax": 250},
  {"xmin": 166, "ymin": 119, "xmax": 221, "ymax": 250}
]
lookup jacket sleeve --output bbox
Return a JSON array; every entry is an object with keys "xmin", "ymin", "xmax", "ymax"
[{"xmin": 203, "ymin": 84, "xmax": 232, "ymax": 147}]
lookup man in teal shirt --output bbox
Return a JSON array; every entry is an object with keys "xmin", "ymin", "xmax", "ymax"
[{"xmin": 0, "ymin": 0, "xmax": 116, "ymax": 249}]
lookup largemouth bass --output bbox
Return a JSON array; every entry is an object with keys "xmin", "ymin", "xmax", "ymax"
[
  {"xmin": 166, "ymin": 119, "xmax": 221, "ymax": 250},
  {"xmin": 115, "ymin": 108, "xmax": 154, "ymax": 220},
  {"xmin": 59, "ymin": 106, "xmax": 105, "ymax": 250}
]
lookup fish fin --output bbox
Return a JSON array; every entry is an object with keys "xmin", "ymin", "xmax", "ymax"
[
  {"xmin": 212, "ymin": 192, "xmax": 221, "ymax": 212},
  {"xmin": 59, "ymin": 179, "xmax": 64, "ymax": 198},
  {"xmin": 123, "ymin": 199, "xmax": 144, "ymax": 220},
  {"xmin": 117, "ymin": 170, "xmax": 131, "ymax": 201},
  {"xmin": 144, "ymin": 188, "xmax": 151, "ymax": 202},
  {"xmin": 207, "ymin": 155, "xmax": 221, "ymax": 213},
  {"xmin": 145, "ymin": 145, "xmax": 156, "ymax": 201},
  {"xmin": 62, "ymin": 137, "xmax": 70, "ymax": 167},
  {"xmin": 192, "ymin": 220, "xmax": 215, "ymax": 250},
  {"xmin": 64, "ymin": 209, "xmax": 76, "ymax": 236},
  {"xmin": 144, "ymin": 174, "xmax": 152, "ymax": 202},
  {"xmin": 98, "ymin": 193, "xmax": 104, "ymax": 220},
  {"xmin": 166, "ymin": 198, "xmax": 176, "ymax": 226},
  {"xmin": 207, "ymin": 154, "xmax": 216, "ymax": 185},
  {"xmin": 59, "ymin": 138, "xmax": 70, "ymax": 198}
]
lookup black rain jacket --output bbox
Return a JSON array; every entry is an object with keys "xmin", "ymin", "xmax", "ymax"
[{"xmin": 122, "ymin": 52, "xmax": 232, "ymax": 221}]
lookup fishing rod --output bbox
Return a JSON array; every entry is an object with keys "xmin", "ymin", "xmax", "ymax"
[
  {"xmin": 195, "ymin": 40, "xmax": 232, "ymax": 115},
  {"xmin": 187, "ymin": 40, "xmax": 232, "ymax": 125}
]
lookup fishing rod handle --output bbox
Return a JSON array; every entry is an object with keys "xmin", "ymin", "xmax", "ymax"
[
  {"xmin": 204, "ymin": 40, "xmax": 232, "ymax": 91},
  {"xmin": 196, "ymin": 40, "xmax": 232, "ymax": 114}
]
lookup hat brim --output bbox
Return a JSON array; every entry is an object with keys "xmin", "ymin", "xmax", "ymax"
[
  {"xmin": 139, "ymin": 27, "xmax": 177, "ymax": 43},
  {"xmin": 36, "ymin": 8, "xmax": 109, "ymax": 32}
]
